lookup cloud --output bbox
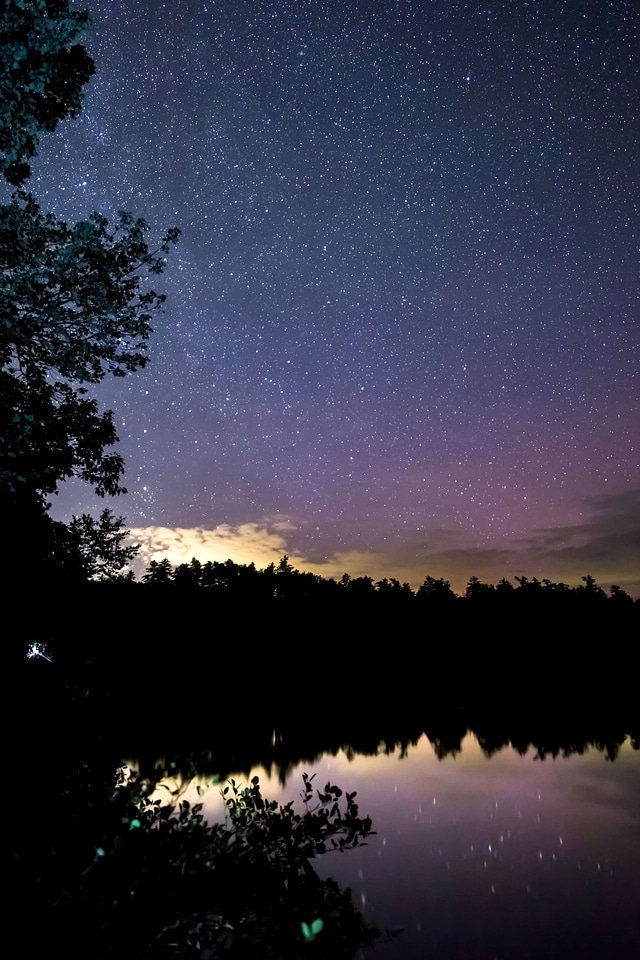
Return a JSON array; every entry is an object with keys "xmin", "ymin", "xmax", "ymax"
[
  {"xmin": 401, "ymin": 490, "xmax": 640, "ymax": 595},
  {"xmin": 516, "ymin": 488, "xmax": 640, "ymax": 592},
  {"xmin": 128, "ymin": 519, "xmax": 307, "ymax": 572},
  {"xmin": 128, "ymin": 521, "xmax": 429, "ymax": 586},
  {"xmin": 128, "ymin": 488, "xmax": 640, "ymax": 597}
]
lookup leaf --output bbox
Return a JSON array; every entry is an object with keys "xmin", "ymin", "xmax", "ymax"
[{"xmin": 301, "ymin": 918, "xmax": 324, "ymax": 942}]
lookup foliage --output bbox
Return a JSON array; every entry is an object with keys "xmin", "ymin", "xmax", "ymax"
[
  {"xmin": 142, "ymin": 556, "xmax": 174, "ymax": 584},
  {"xmin": 417, "ymin": 575, "xmax": 457, "ymax": 602},
  {"xmin": 49, "ymin": 508, "xmax": 139, "ymax": 580},
  {"xmin": 1, "ymin": 369, "xmax": 124, "ymax": 497},
  {"xmin": 0, "ymin": 191, "xmax": 179, "ymax": 504},
  {"xmin": 1, "ymin": 192, "xmax": 180, "ymax": 385},
  {"xmin": 0, "ymin": 1, "xmax": 178, "ymax": 583},
  {"xmin": 139, "ymin": 555, "xmax": 636, "ymax": 609},
  {"xmin": 0, "ymin": 0, "xmax": 95, "ymax": 184},
  {"xmin": 45, "ymin": 770, "xmax": 380, "ymax": 958},
  {"xmin": 220, "ymin": 772, "xmax": 373, "ymax": 869},
  {"xmin": 0, "ymin": 196, "xmax": 178, "ymax": 578}
]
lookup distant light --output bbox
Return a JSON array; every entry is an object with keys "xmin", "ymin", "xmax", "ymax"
[{"xmin": 26, "ymin": 642, "xmax": 52, "ymax": 662}]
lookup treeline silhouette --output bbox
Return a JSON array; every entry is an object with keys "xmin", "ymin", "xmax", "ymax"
[
  {"xmin": 9, "ymin": 554, "xmax": 638, "ymax": 755},
  {"xmin": 8, "ymin": 554, "xmax": 639, "ymax": 958},
  {"xmin": 11, "ymin": 645, "xmax": 640, "ymax": 791},
  {"xmin": 140, "ymin": 555, "xmax": 637, "ymax": 615}
]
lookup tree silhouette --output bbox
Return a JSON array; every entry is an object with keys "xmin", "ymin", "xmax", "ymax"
[
  {"xmin": 417, "ymin": 575, "xmax": 457, "ymax": 603},
  {"xmin": 0, "ymin": 0, "xmax": 95, "ymax": 184},
  {"xmin": 0, "ymin": 4, "xmax": 178, "ymax": 579},
  {"xmin": 1, "ymin": 194, "xmax": 179, "ymax": 504},
  {"xmin": 48, "ymin": 509, "xmax": 139, "ymax": 581}
]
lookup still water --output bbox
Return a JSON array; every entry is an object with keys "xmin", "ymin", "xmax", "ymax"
[{"xmin": 156, "ymin": 733, "xmax": 640, "ymax": 960}]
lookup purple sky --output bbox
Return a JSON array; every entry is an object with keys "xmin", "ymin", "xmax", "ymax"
[{"xmin": 20, "ymin": 0, "xmax": 639, "ymax": 594}]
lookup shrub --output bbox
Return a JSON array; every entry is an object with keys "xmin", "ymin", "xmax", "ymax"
[{"xmin": 41, "ymin": 769, "xmax": 381, "ymax": 958}]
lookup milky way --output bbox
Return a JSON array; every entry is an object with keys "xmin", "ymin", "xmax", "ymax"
[{"xmin": 18, "ymin": 0, "xmax": 640, "ymax": 592}]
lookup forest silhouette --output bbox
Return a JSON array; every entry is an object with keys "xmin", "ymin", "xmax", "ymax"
[
  {"xmin": 3, "ymin": 4, "xmax": 639, "ymax": 957},
  {"xmin": 11, "ymin": 554, "xmax": 639, "ymax": 742}
]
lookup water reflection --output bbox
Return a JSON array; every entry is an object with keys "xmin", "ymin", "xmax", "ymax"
[{"xmin": 146, "ymin": 734, "xmax": 640, "ymax": 960}]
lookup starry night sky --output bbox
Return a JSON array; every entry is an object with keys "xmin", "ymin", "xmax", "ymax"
[{"xmin": 20, "ymin": 0, "xmax": 640, "ymax": 593}]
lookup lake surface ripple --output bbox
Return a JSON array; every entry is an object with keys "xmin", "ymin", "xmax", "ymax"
[{"xmin": 169, "ymin": 732, "xmax": 640, "ymax": 960}]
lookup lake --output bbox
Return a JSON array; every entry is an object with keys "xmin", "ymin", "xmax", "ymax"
[{"xmin": 156, "ymin": 732, "xmax": 640, "ymax": 960}]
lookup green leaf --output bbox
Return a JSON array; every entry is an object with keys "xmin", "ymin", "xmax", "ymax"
[{"xmin": 301, "ymin": 918, "xmax": 324, "ymax": 941}]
